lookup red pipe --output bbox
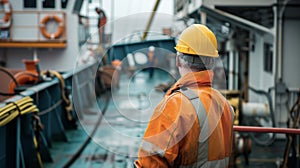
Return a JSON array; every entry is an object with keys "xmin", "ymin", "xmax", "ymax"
[{"xmin": 233, "ymin": 126, "xmax": 300, "ymax": 134}]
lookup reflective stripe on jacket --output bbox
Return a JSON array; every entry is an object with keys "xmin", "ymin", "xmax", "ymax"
[{"xmin": 135, "ymin": 70, "xmax": 234, "ymax": 168}]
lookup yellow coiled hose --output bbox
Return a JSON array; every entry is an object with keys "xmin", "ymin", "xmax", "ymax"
[
  {"xmin": 0, "ymin": 96, "xmax": 38, "ymax": 126},
  {"xmin": 0, "ymin": 96, "xmax": 43, "ymax": 167}
]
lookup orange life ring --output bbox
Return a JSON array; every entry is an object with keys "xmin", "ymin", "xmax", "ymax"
[
  {"xmin": 0, "ymin": 0, "xmax": 12, "ymax": 29},
  {"xmin": 39, "ymin": 15, "xmax": 64, "ymax": 39}
]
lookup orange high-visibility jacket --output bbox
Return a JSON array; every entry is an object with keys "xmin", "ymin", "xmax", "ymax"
[{"xmin": 135, "ymin": 70, "xmax": 234, "ymax": 167}]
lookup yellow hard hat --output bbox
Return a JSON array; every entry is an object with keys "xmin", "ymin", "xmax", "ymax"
[{"xmin": 175, "ymin": 24, "xmax": 219, "ymax": 57}]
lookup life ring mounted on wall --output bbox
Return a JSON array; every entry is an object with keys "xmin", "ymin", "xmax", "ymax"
[
  {"xmin": 39, "ymin": 15, "xmax": 65, "ymax": 39},
  {"xmin": 0, "ymin": 0, "xmax": 13, "ymax": 29}
]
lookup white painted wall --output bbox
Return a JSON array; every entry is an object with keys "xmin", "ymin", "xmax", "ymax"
[
  {"xmin": 249, "ymin": 33, "xmax": 263, "ymax": 102},
  {"xmin": 249, "ymin": 33, "xmax": 275, "ymax": 102},
  {"xmin": 1, "ymin": 0, "xmax": 80, "ymax": 71},
  {"xmin": 282, "ymin": 20, "xmax": 300, "ymax": 89},
  {"xmin": 248, "ymin": 32, "xmax": 282, "ymax": 126},
  {"xmin": 273, "ymin": 19, "xmax": 300, "ymax": 127}
]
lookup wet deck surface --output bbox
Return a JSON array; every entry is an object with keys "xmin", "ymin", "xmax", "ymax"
[
  {"xmin": 44, "ymin": 69, "xmax": 288, "ymax": 168},
  {"xmin": 44, "ymin": 69, "xmax": 169, "ymax": 167}
]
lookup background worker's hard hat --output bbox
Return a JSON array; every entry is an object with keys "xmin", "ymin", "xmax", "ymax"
[
  {"xmin": 148, "ymin": 46, "xmax": 155, "ymax": 52},
  {"xmin": 175, "ymin": 24, "xmax": 219, "ymax": 57}
]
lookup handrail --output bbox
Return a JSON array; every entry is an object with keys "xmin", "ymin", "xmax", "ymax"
[{"xmin": 234, "ymin": 126, "xmax": 300, "ymax": 134}]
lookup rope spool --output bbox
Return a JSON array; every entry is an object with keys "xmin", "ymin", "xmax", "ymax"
[{"xmin": 8, "ymin": 71, "xmax": 39, "ymax": 93}]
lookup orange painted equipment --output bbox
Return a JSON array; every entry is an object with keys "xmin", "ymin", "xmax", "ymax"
[
  {"xmin": 0, "ymin": 0, "xmax": 12, "ymax": 29},
  {"xmin": 111, "ymin": 59, "xmax": 122, "ymax": 67},
  {"xmin": 8, "ymin": 60, "xmax": 39, "ymax": 93},
  {"xmin": 135, "ymin": 70, "xmax": 234, "ymax": 167},
  {"xmin": 39, "ymin": 15, "xmax": 65, "ymax": 39}
]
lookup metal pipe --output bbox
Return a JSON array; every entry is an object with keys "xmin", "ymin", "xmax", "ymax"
[
  {"xmin": 244, "ymin": 42, "xmax": 250, "ymax": 102},
  {"xmin": 201, "ymin": 6, "xmax": 273, "ymax": 35},
  {"xmin": 234, "ymin": 126, "xmax": 300, "ymax": 134},
  {"xmin": 33, "ymin": 49, "xmax": 38, "ymax": 61},
  {"xmin": 249, "ymin": 86, "xmax": 276, "ymax": 127},
  {"xmin": 229, "ymin": 51, "xmax": 234, "ymax": 90},
  {"xmin": 111, "ymin": 0, "xmax": 114, "ymax": 45},
  {"xmin": 201, "ymin": 11, "xmax": 206, "ymax": 24},
  {"xmin": 242, "ymin": 102, "xmax": 270, "ymax": 116},
  {"xmin": 273, "ymin": 5, "xmax": 278, "ymax": 91},
  {"xmin": 277, "ymin": 0, "xmax": 290, "ymax": 80},
  {"xmin": 278, "ymin": 16, "xmax": 283, "ymax": 80},
  {"xmin": 141, "ymin": 0, "xmax": 161, "ymax": 41}
]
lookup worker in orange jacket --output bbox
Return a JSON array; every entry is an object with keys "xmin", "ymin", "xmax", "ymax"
[
  {"xmin": 95, "ymin": 7, "xmax": 107, "ymax": 44},
  {"xmin": 134, "ymin": 24, "xmax": 235, "ymax": 167}
]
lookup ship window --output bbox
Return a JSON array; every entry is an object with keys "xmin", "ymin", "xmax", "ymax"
[
  {"xmin": 61, "ymin": 0, "xmax": 68, "ymax": 9},
  {"xmin": 264, "ymin": 43, "xmax": 273, "ymax": 73},
  {"xmin": 43, "ymin": 0, "xmax": 55, "ymax": 8},
  {"xmin": 24, "ymin": 0, "xmax": 37, "ymax": 8}
]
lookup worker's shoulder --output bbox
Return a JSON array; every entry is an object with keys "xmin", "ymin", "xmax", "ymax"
[
  {"xmin": 162, "ymin": 90, "xmax": 191, "ymax": 105},
  {"xmin": 156, "ymin": 91, "xmax": 192, "ymax": 118},
  {"xmin": 163, "ymin": 88, "xmax": 228, "ymax": 104}
]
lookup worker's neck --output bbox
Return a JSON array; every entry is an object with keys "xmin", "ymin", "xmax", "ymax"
[{"xmin": 179, "ymin": 67, "xmax": 193, "ymax": 77}]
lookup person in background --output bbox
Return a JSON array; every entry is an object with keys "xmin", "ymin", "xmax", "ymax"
[
  {"xmin": 147, "ymin": 46, "xmax": 157, "ymax": 79},
  {"xmin": 79, "ymin": 45, "xmax": 95, "ymax": 65},
  {"xmin": 134, "ymin": 24, "xmax": 234, "ymax": 167},
  {"xmin": 95, "ymin": 7, "xmax": 107, "ymax": 44}
]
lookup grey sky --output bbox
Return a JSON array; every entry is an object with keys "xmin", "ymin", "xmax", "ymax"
[
  {"xmin": 86, "ymin": 0, "xmax": 175, "ymax": 43},
  {"xmin": 101, "ymin": 0, "xmax": 174, "ymax": 19}
]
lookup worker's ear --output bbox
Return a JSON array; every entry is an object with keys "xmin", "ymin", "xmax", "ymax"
[{"xmin": 176, "ymin": 55, "xmax": 181, "ymax": 67}]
